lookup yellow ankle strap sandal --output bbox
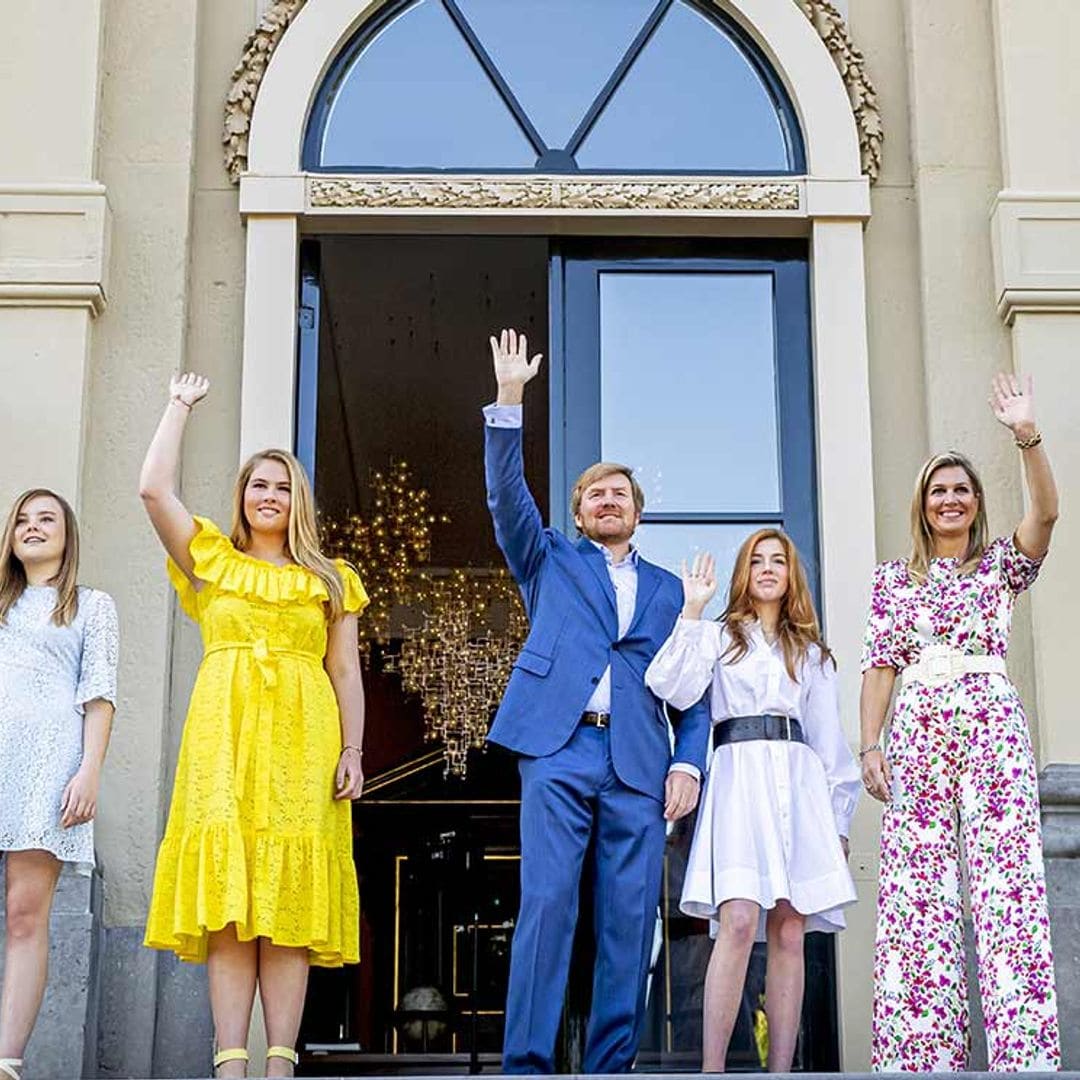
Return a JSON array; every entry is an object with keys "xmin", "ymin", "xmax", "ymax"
[
  {"xmin": 213, "ymin": 1047, "xmax": 250, "ymax": 1074},
  {"xmin": 0, "ymin": 1059, "xmax": 23, "ymax": 1080},
  {"xmin": 267, "ymin": 1046, "xmax": 299, "ymax": 1066}
]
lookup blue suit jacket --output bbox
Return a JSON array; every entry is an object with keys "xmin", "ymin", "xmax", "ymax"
[{"xmin": 484, "ymin": 423, "xmax": 710, "ymax": 801}]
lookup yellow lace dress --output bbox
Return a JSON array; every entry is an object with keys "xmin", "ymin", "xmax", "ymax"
[{"xmin": 144, "ymin": 517, "xmax": 368, "ymax": 966}]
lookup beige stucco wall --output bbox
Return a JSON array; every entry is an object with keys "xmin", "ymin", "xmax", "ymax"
[
  {"xmin": 2, "ymin": 0, "xmax": 1078, "ymax": 1071},
  {"xmin": 0, "ymin": 3, "xmax": 108, "ymax": 513},
  {"xmin": 82, "ymin": 0, "xmax": 202, "ymax": 928},
  {"xmin": 991, "ymin": 0, "xmax": 1080, "ymax": 769},
  {"xmin": 1, "ymin": 5, "xmax": 105, "ymax": 184}
]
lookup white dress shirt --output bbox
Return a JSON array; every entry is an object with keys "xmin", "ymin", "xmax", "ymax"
[{"xmin": 582, "ymin": 540, "xmax": 637, "ymax": 714}]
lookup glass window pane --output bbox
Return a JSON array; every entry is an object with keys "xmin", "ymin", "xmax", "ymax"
[
  {"xmin": 633, "ymin": 522, "xmax": 775, "ymax": 621},
  {"xmin": 455, "ymin": 0, "xmax": 658, "ymax": 149},
  {"xmin": 317, "ymin": 0, "xmax": 537, "ymax": 169},
  {"xmin": 599, "ymin": 271, "xmax": 780, "ymax": 513},
  {"xmin": 575, "ymin": 0, "xmax": 791, "ymax": 171}
]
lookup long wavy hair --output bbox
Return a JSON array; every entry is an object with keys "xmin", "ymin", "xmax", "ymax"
[
  {"xmin": 908, "ymin": 451, "xmax": 988, "ymax": 584},
  {"xmin": 229, "ymin": 449, "xmax": 348, "ymax": 619},
  {"xmin": 719, "ymin": 528, "xmax": 833, "ymax": 681},
  {"xmin": 0, "ymin": 488, "xmax": 81, "ymax": 626}
]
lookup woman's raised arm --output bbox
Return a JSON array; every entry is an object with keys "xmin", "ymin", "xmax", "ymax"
[
  {"xmin": 990, "ymin": 372, "xmax": 1059, "ymax": 558},
  {"xmin": 138, "ymin": 373, "xmax": 209, "ymax": 581}
]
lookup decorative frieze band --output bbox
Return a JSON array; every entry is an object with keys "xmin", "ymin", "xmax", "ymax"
[{"xmin": 308, "ymin": 176, "xmax": 801, "ymax": 213}]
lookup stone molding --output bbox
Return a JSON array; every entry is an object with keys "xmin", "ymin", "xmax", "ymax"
[
  {"xmin": 794, "ymin": 0, "xmax": 882, "ymax": 182},
  {"xmin": 991, "ymin": 192, "xmax": 1080, "ymax": 324},
  {"xmin": 0, "ymin": 186, "xmax": 110, "ymax": 316},
  {"xmin": 1040, "ymin": 763, "xmax": 1080, "ymax": 858},
  {"xmin": 307, "ymin": 175, "xmax": 801, "ymax": 213},
  {"xmin": 224, "ymin": 0, "xmax": 308, "ymax": 184},
  {"xmin": 224, "ymin": 0, "xmax": 880, "ymax": 184},
  {"xmin": 0, "ymin": 284, "xmax": 106, "ymax": 316}
]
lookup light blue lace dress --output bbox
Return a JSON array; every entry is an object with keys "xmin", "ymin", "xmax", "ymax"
[{"xmin": 0, "ymin": 585, "xmax": 118, "ymax": 864}]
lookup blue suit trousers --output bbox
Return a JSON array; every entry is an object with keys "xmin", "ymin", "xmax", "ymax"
[{"xmin": 502, "ymin": 724, "xmax": 667, "ymax": 1073}]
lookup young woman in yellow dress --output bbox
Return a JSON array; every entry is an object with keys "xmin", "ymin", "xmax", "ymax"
[{"xmin": 139, "ymin": 373, "xmax": 368, "ymax": 1078}]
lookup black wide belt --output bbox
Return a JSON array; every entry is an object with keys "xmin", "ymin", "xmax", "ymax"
[
  {"xmin": 580, "ymin": 711, "xmax": 610, "ymax": 729},
  {"xmin": 714, "ymin": 714, "xmax": 805, "ymax": 746}
]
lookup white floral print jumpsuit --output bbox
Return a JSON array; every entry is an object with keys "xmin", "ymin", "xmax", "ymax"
[{"xmin": 862, "ymin": 537, "xmax": 1060, "ymax": 1071}]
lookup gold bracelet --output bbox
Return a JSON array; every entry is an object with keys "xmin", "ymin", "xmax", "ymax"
[
  {"xmin": 340, "ymin": 744, "xmax": 363, "ymax": 756},
  {"xmin": 1015, "ymin": 430, "xmax": 1042, "ymax": 451}
]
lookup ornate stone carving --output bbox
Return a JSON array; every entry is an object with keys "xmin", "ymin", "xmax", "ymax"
[
  {"xmin": 308, "ymin": 176, "xmax": 801, "ymax": 212},
  {"xmin": 223, "ymin": 0, "xmax": 308, "ymax": 183},
  {"xmin": 794, "ymin": 0, "xmax": 883, "ymax": 182}
]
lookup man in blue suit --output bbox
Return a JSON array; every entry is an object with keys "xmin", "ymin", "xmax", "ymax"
[{"xmin": 483, "ymin": 329, "xmax": 711, "ymax": 1073}]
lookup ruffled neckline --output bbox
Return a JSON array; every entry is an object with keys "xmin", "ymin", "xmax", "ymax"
[
  {"xmin": 190, "ymin": 517, "xmax": 332, "ymax": 602},
  {"xmin": 167, "ymin": 516, "xmax": 367, "ymax": 619}
]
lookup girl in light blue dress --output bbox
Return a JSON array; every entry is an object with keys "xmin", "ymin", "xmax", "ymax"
[{"xmin": 0, "ymin": 489, "xmax": 118, "ymax": 1080}]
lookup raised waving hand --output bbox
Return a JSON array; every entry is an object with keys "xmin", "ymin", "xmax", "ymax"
[
  {"xmin": 490, "ymin": 328, "xmax": 543, "ymax": 406},
  {"xmin": 989, "ymin": 372, "xmax": 1058, "ymax": 559},
  {"xmin": 169, "ymin": 372, "xmax": 210, "ymax": 410},
  {"xmin": 680, "ymin": 551, "xmax": 717, "ymax": 620}
]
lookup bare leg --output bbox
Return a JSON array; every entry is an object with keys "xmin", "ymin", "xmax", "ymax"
[
  {"xmin": 763, "ymin": 900, "xmax": 805, "ymax": 1071},
  {"xmin": 208, "ymin": 926, "xmax": 258, "ymax": 1078},
  {"xmin": 257, "ymin": 939, "xmax": 309, "ymax": 1078},
  {"xmin": 0, "ymin": 850, "xmax": 63, "ymax": 1061},
  {"xmin": 702, "ymin": 899, "xmax": 759, "ymax": 1072}
]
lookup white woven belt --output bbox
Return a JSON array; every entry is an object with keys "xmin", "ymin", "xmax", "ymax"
[{"xmin": 900, "ymin": 644, "xmax": 1007, "ymax": 690}]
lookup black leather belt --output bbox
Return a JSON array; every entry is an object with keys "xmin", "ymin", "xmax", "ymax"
[
  {"xmin": 714, "ymin": 714, "xmax": 804, "ymax": 745},
  {"xmin": 580, "ymin": 711, "xmax": 610, "ymax": 729}
]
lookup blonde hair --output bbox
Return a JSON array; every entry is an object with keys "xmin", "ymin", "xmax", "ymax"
[
  {"xmin": 720, "ymin": 528, "xmax": 833, "ymax": 682},
  {"xmin": 0, "ymin": 489, "xmax": 81, "ymax": 626},
  {"xmin": 230, "ymin": 449, "xmax": 349, "ymax": 619},
  {"xmin": 570, "ymin": 462, "xmax": 645, "ymax": 520},
  {"xmin": 908, "ymin": 451, "xmax": 988, "ymax": 584}
]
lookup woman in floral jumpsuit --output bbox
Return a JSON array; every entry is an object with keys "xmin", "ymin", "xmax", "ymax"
[{"xmin": 859, "ymin": 373, "xmax": 1060, "ymax": 1071}]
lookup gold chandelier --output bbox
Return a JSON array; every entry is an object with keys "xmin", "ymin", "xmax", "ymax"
[{"xmin": 323, "ymin": 460, "xmax": 527, "ymax": 777}]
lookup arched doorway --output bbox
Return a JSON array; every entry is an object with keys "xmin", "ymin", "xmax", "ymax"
[{"xmin": 238, "ymin": 0, "xmax": 878, "ymax": 1070}]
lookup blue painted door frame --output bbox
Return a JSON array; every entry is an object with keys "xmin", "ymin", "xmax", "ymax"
[{"xmin": 551, "ymin": 238, "xmax": 820, "ymax": 600}]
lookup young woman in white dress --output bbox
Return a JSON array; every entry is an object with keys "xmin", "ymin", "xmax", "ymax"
[
  {"xmin": 0, "ymin": 490, "xmax": 118, "ymax": 1080},
  {"xmin": 645, "ymin": 529, "xmax": 859, "ymax": 1071}
]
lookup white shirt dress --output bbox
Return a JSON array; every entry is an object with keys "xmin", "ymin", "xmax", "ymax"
[{"xmin": 646, "ymin": 619, "xmax": 859, "ymax": 939}]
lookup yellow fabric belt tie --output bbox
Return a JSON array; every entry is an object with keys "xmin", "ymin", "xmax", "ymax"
[{"xmin": 203, "ymin": 640, "xmax": 322, "ymax": 828}]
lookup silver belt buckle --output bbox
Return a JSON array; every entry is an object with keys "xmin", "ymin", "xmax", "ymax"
[{"xmin": 779, "ymin": 715, "xmax": 792, "ymax": 740}]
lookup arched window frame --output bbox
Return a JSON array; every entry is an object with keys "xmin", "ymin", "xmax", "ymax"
[{"xmin": 300, "ymin": 0, "xmax": 807, "ymax": 175}]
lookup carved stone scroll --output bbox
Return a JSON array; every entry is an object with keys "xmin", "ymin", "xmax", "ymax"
[
  {"xmin": 224, "ymin": 0, "xmax": 308, "ymax": 183},
  {"xmin": 794, "ymin": 0, "xmax": 883, "ymax": 181}
]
